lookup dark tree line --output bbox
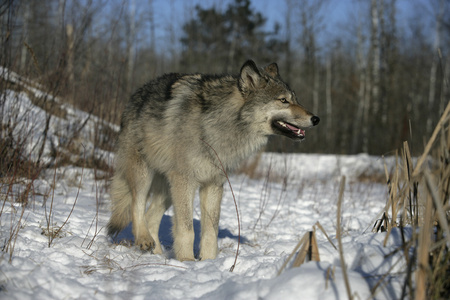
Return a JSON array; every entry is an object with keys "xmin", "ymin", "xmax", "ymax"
[
  {"xmin": 1, "ymin": 0, "xmax": 449, "ymax": 155},
  {"xmin": 180, "ymin": 0, "xmax": 285, "ymax": 74}
]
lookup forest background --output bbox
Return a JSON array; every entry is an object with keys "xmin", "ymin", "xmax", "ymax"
[{"xmin": 1, "ymin": 0, "xmax": 449, "ymax": 155}]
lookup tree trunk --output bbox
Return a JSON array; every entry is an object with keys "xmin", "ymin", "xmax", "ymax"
[
  {"xmin": 379, "ymin": 0, "xmax": 387, "ymax": 126},
  {"xmin": 226, "ymin": 21, "xmax": 238, "ymax": 73},
  {"xmin": 326, "ymin": 56, "xmax": 332, "ymax": 148},
  {"xmin": 352, "ymin": 11, "xmax": 367, "ymax": 154},
  {"xmin": 66, "ymin": 24, "xmax": 74, "ymax": 101},
  {"xmin": 20, "ymin": 2, "xmax": 30, "ymax": 73},
  {"xmin": 371, "ymin": 0, "xmax": 380, "ymax": 116},
  {"xmin": 427, "ymin": 0, "xmax": 443, "ymax": 135},
  {"xmin": 385, "ymin": 0, "xmax": 397, "ymax": 129},
  {"xmin": 441, "ymin": 54, "xmax": 450, "ymax": 118},
  {"xmin": 126, "ymin": 0, "xmax": 136, "ymax": 94},
  {"xmin": 148, "ymin": 0, "xmax": 156, "ymax": 74},
  {"xmin": 313, "ymin": 61, "xmax": 319, "ymax": 118},
  {"xmin": 284, "ymin": 0, "xmax": 293, "ymax": 84}
]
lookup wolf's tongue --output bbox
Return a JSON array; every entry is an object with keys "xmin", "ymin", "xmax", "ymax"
[{"xmin": 286, "ymin": 123, "xmax": 305, "ymax": 136}]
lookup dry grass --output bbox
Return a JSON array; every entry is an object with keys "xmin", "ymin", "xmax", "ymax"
[
  {"xmin": 336, "ymin": 176, "xmax": 354, "ymax": 300},
  {"xmin": 371, "ymin": 99, "xmax": 450, "ymax": 299},
  {"xmin": 277, "ymin": 95, "xmax": 449, "ymax": 299},
  {"xmin": 0, "ymin": 67, "xmax": 115, "ymax": 262},
  {"xmin": 277, "ymin": 229, "xmax": 321, "ymax": 276}
]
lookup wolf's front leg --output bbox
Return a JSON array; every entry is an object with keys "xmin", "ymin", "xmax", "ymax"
[
  {"xmin": 199, "ymin": 184, "xmax": 223, "ymax": 260},
  {"xmin": 169, "ymin": 173, "xmax": 197, "ymax": 261}
]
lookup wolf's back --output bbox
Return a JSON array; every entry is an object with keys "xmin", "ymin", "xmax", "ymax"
[{"xmin": 120, "ymin": 73, "xmax": 186, "ymax": 129}]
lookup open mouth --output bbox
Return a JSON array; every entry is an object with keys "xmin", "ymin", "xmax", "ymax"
[{"xmin": 272, "ymin": 120, "xmax": 306, "ymax": 140}]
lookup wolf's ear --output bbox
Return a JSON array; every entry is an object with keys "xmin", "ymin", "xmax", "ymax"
[
  {"xmin": 239, "ymin": 60, "xmax": 262, "ymax": 94},
  {"xmin": 264, "ymin": 63, "xmax": 279, "ymax": 78}
]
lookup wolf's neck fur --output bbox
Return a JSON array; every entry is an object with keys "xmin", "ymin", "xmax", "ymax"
[{"xmin": 199, "ymin": 81, "xmax": 268, "ymax": 172}]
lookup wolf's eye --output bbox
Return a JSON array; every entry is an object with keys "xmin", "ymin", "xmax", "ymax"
[{"xmin": 279, "ymin": 98, "xmax": 288, "ymax": 104}]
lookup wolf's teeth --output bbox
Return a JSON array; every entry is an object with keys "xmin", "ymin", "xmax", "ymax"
[{"xmin": 277, "ymin": 121, "xmax": 304, "ymax": 136}]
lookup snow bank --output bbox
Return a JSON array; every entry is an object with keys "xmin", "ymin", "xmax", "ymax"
[{"xmin": 1, "ymin": 165, "xmax": 406, "ymax": 299}]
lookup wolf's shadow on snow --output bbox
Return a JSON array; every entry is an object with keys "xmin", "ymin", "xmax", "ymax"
[{"xmin": 112, "ymin": 215, "xmax": 247, "ymax": 256}]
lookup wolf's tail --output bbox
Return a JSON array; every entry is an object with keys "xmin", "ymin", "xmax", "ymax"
[{"xmin": 107, "ymin": 174, "xmax": 132, "ymax": 237}]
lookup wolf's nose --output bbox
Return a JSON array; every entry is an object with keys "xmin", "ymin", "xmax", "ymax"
[{"xmin": 311, "ymin": 116, "xmax": 320, "ymax": 126}]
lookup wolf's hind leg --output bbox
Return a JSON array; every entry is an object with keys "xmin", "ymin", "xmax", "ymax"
[
  {"xmin": 169, "ymin": 173, "xmax": 197, "ymax": 261},
  {"xmin": 199, "ymin": 184, "xmax": 223, "ymax": 260},
  {"xmin": 128, "ymin": 165, "xmax": 155, "ymax": 251},
  {"xmin": 145, "ymin": 172, "xmax": 172, "ymax": 255}
]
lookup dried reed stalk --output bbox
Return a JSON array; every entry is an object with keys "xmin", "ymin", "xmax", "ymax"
[
  {"xmin": 277, "ymin": 228, "xmax": 321, "ymax": 275},
  {"xmin": 336, "ymin": 176, "xmax": 353, "ymax": 300},
  {"xmin": 292, "ymin": 229, "xmax": 320, "ymax": 267},
  {"xmin": 415, "ymin": 195, "xmax": 433, "ymax": 300}
]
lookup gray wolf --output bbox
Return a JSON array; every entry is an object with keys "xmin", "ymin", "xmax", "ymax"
[{"xmin": 107, "ymin": 60, "xmax": 320, "ymax": 261}]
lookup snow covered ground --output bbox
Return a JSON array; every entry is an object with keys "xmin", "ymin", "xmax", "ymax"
[{"xmin": 0, "ymin": 71, "xmax": 408, "ymax": 299}]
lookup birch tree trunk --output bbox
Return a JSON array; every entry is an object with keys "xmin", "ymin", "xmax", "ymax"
[
  {"xmin": 352, "ymin": 8, "xmax": 367, "ymax": 154},
  {"xmin": 145, "ymin": 0, "xmax": 155, "ymax": 74},
  {"xmin": 379, "ymin": 0, "xmax": 387, "ymax": 125},
  {"xmin": 371, "ymin": 0, "xmax": 380, "ymax": 117},
  {"xmin": 441, "ymin": 54, "xmax": 450, "ymax": 118},
  {"xmin": 325, "ymin": 56, "xmax": 332, "ymax": 147},
  {"xmin": 363, "ymin": 65, "xmax": 371, "ymax": 154},
  {"xmin": 313, "ymin": 61, "xmax": 319, "ymax": 119},
  {"xmin": 284, "ymin": 0, "xmax": 293, "ymax": 84},
  {"xmin": 427, "ymin": 0, "xmax": 443, "ymax": 136},
  {"xmin": 384, "ymin": 0, "xmax": 397, "ymax": 128},
  {"xmin": 126, "ymin": 0, "xmax": 136, "ymax": 94},
  {"xmin": 66, "ymin": 24, "xmax": 74, "ymax": 101},
  {"xmin": 226, "ymin": 21, "xmax": 238, "ymax": 73},
  {"xmin": 20, "ymin": 2, "xmax": 30, "ymax": 73}
]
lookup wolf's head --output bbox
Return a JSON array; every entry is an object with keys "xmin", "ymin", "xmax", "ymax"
[{"xmin": 238, "ymin": 60, "xmax": 320, "ymax": 140}]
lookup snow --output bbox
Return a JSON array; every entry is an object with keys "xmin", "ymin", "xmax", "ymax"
[{"xmin": 1, "ymin": 71, "xmax": 408, "ymax": 299}]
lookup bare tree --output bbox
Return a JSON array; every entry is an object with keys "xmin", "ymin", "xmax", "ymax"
[
  {"xmin": 296, "ymin": 0, "xmax": 327, "ymax": 145},
  {"xmin": 19, "ymin": 1, "xmax": 30, "ymax": 73},
  {"xmin": 352, "ymin": 5, "xmax": 369, "ymax": 154},
  {"xmin": 371, "ymin": 0, "xmax": 381, "ymax": 116},
  {"xmin": 383, "ymin": 0, "xmax": 397, "ymax": 127},
  {"xmin": 284, "ymin": 0, "xmax": 294, "ymax": 84},
  {"xmin": 427, "ymin": 0, "xmax": 444, "ymax": 136},
  {"xmin": 66, "ymin": 24, "xmax": 74, "ymax": 101},
  {"xmin": 440, "ymin": 54, "xmax": 450, "ymax": 117},
  {"xmin": 325, "ymin": 56, "xmax": 332, "ymax": 145},
  {"xmin": 126, "ymin": 0, "xmax": 136, "ymax": 95}
]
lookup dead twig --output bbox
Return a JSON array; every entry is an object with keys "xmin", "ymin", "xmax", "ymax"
[{"xmin": 201, "ymin": 139, "xmax": 240, "ymax": 272}]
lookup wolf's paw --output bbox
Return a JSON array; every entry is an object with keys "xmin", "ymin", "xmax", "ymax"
[
  {"xmin": 199, "ymin": 243, "xmax": 218, "ymax": 260},
  {"xmin": 174, "ymin": 248, "xmax": 196, "ymax": 261},
  {"xmin": 152, "ymin": 244, "xmax": 163, "ymax": 255},
  {"xmin": 177, "ymin": 255, "xmax": 196, "ymax": 262},
  {"xmin": 135, "ymin": 235, "xmax": 155, "ymax": 252},
  {"xmin": 199, "ymin": 252, "xmax": 218, "ymax": 261}
]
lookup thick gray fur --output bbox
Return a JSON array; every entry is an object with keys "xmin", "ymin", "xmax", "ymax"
[{"xmin": 107, "ymin": 60, "xmax": 319, "ymax": 261}]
